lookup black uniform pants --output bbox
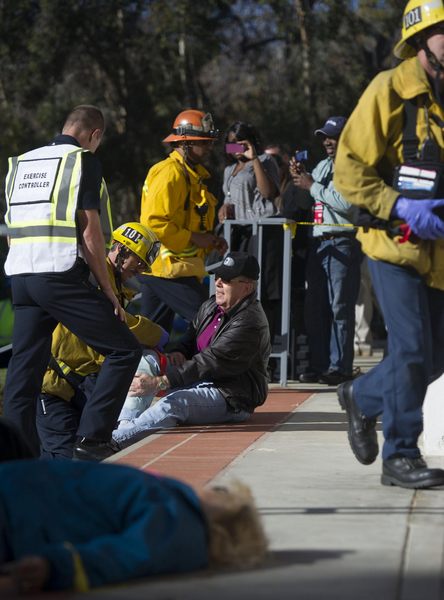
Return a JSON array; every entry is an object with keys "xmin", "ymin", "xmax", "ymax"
[
  {"xmin": 37, "ymin": 374, "xmax": 97, "ymax": 460},
  {"xmin": 4, "ymin": 260, "xmax": 142, "ymax": 455},
  {"xmin": 138, "ymin": 275, "xmax": 208, "ymax": 331}
]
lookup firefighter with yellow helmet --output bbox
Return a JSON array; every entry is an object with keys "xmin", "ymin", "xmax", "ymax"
[
  {"xmin": 37, "ymin": 222, "xmax": 169, "ymax": 460},
  {"xmin": 334, "ymin": 0, "xmax": 444, "ymax": 488},
  {"xmin": 139, "ymin": 109, "xmax": 228, "ymax": 331}
]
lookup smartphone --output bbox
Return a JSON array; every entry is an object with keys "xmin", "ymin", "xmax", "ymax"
[
  {"xmin": 295, "ymin": 150, "xmax": 308, "ymax": 161},
  {"xmin": 225, "ymin": 143, "xmax": 246, "ymax": 154}
]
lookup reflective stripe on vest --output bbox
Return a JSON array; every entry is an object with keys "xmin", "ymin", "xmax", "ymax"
[
  {"xmin": 100, "ymin": 179, "xmax": 113, "ymax": 249},
  {"xmin": 160, "ymin": 245, "xmax": 199, "ymax": 259}
]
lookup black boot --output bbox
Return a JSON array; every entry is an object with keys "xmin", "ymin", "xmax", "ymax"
[
  {"xmin": 381, "ymin": 456, "xmax": 444, "ymax": 489},
  {"xmin": 73, "ymin": 438, "xmax": 120, "ymax": 462},
  {"xmin": 337, "ymin": 381, "xmax": 378, "ymax": 465}
]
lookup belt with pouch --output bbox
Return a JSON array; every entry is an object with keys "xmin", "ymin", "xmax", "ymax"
[{"xmin": 314, "ymin": 231, "xmax": 356, "ymax": 242}]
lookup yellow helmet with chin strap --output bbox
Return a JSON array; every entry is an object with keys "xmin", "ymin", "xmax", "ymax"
[
  {"xmin": 112, "ymin": 222, "xmax": 160, "ymax": 274},
  {"xmin": 394, "ymin": 0, "xmax": 444, "ymax": 59}
]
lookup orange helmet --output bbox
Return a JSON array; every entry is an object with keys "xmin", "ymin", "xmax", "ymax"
[{"xmin": 163, "ymin": 109, "xmax": 218, "ymax": 143}]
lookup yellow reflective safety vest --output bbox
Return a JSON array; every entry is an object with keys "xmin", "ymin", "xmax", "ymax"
[{"xmin": 4, "ymin": 143, "xmax": 113, "ymax": 275}]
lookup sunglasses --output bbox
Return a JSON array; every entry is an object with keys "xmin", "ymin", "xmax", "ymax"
[{"xmin": 216, "ymin": 277, "xmax": 251, "ymax": 285}]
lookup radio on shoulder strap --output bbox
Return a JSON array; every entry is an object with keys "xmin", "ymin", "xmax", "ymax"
[{"xmin": 393, "ymin": 95, "xmax": 444, "ymax": 200}]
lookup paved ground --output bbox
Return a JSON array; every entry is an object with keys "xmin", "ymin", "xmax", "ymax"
[{"xmin": 6, "ymin": 350, "xmax": 444, "ymax": 599}]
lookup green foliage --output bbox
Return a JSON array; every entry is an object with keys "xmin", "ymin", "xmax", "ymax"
[{"xmin": 0, "ymin": 0, "xmax": 404, "ymax": 221}]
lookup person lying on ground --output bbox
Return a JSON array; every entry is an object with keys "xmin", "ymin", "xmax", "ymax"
[{"xmin": 0, "ymin": 458, "xmax": 267, "ymax": 593}]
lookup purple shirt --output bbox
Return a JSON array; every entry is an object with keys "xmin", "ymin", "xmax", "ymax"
[{"xmin": 197, "ymin": 306, "xmax": 225, "ymax": 351}]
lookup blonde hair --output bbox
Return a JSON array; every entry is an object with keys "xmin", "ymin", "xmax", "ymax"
[{"xmin": 204, "ymin": 480, "xmax": 268, "ymax": 569}]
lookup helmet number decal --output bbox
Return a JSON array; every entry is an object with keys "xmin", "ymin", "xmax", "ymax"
[
  {"xmin": 121, "ymin": 226, "xmax": 143, "ymax": 244},
  {"xmin": 404, "ymin": 7, "xmax": 422, "ymax": 30}
]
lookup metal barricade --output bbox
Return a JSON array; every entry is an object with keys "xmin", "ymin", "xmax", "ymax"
[{"xmin": 209, "ymin": 218, "xmax": 294, "ymax": 387}]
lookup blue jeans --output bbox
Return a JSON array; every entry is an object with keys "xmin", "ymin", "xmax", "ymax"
[
  {"xmin": 305, "ymin": 236, "xmax": 361, "ymax": 374},
  {"xmin": 117, "ymin": 351, "xmax": 160, "ymax": 422},
  {"xmin": 113, "ymin": 383, "xmax": 251, "ymax": 446},
  {"xmin": 354, "ymin": 259, "xmax": 444, "ymax": 459}
]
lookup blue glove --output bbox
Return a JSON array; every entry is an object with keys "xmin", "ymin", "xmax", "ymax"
[
  {"xmin": 156, "ymin": 326, "xmax": 169, "ymax": 352},
  {"xmin": 391, "ymin": 196, "xmax": 444, "ymax": 240}
]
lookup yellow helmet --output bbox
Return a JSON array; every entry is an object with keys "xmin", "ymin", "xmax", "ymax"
[
  {"xmin": 394, "ymin": 0, "xmax": 444, "ymax": 59},
  {"xmin": 112, "ymin": 222, "xmax": 160, "ymax": 273}
]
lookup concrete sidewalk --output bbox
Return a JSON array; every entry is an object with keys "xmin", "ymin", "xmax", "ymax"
[{"xmin": 34, "ymin": 351, "xmax": 444, "ymax": 600}]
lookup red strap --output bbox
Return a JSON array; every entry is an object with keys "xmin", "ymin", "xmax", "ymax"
[
  {"xmin": 397, "ymin": 223, "xmax": 413, "ymax": 244},
  {"xmin": 156, "ymin": 351, "xmax": 168, "ymax": 375}
]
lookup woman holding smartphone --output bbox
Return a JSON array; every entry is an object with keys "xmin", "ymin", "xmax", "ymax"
[
  {"xmin": 219, "ymin": 121, "xmax": 279, "ymax": 222},
  {"xmin": 218, "ymin": 122, "xmax": 281, "ymax": 378}
]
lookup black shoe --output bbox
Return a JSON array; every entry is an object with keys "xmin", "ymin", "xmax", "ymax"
[
  {"xmin": 381, "ymin": 456, "xmax": 444, "ymax": 489},
  {"xmin": 73, "ymin": 438, "xmax": 120, "ymax": 462},
  {"xmin": 319, "ymin": 371, "xmax": 353, "ymax": 386},
  {"xmin": 299, "ymin": 371, "xmax": 320, "ymax": 383},
  {"xmin": 337, "ymin": 381, "xmax": 378, "ymax": 465}
]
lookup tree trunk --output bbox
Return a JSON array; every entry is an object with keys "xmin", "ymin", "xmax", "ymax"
[{"xmin": 294, "ymin": 0, "xmax": 311, "ymax": 104}]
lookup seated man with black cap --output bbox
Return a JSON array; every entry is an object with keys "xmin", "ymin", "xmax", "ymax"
[{"xmin": 113, "ymin": 252, "xmax": 271, "ymax": 446}]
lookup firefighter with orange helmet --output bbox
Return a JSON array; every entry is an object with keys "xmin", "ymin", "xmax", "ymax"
[
  {"xmin": 139, "ymin": 109, "xmax": 228, "ymax": 331},
  {"xmin": 334, "ymin": 0, "xmax": 444, "ymax": 489}
]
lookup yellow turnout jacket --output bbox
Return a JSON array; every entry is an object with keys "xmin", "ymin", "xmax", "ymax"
[
  {"xmin": 140, "ymin": 150, "xmax": 217, "ymax": 280},
  {"xmin": 334, "ymin": 56, "xmax": 444, "ymax": 290}
]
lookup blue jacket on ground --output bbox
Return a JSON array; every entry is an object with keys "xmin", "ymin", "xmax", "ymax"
[{"xmin": 0, "ymin": 460, "xmax": 208, "ymax": 590}]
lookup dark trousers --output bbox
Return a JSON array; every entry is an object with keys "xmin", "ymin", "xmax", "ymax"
[
  {"xmin": 354, "ymin": 259, "xmax": 444, "ymax": 459},
  {"xmin": 304, "ymin": 236, "xmax": 361, "ymax": 375},
  {"xmin": 0, "ymin": 417, "xmax": 34, "ymax": 462},
  {"xmin": 138, "ymin": 275, "xmax": 208, "ymax": 331},
  {"xmin": 37, "ymin": 374, "xmax": 97, "ymax": 460},
  {"xmin": 4, "ymin": 260, "xmax": 142, "ymax": 455}
]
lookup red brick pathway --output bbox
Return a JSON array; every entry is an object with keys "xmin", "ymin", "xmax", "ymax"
[{"xmin": 114, "ymin": 388, "xmax": 311, "ymax": 487}]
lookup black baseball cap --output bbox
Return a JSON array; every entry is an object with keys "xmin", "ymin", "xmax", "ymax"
[
  {"xmin": 314, "ymin": 116, "xmax": 347, "ymax": 138},
  {"xmin": 208, "ymin": 252, "xmax": 260, "ymax": 281}
]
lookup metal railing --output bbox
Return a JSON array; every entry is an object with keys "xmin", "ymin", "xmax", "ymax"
[{"xmin": 209, "ymin": 218, "xmax": 294, "ymax": 387}]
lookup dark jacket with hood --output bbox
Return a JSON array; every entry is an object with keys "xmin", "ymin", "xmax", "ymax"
[{"xmin": 165, "ymin": 292, "xmax": 271, "ymax": 412}]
